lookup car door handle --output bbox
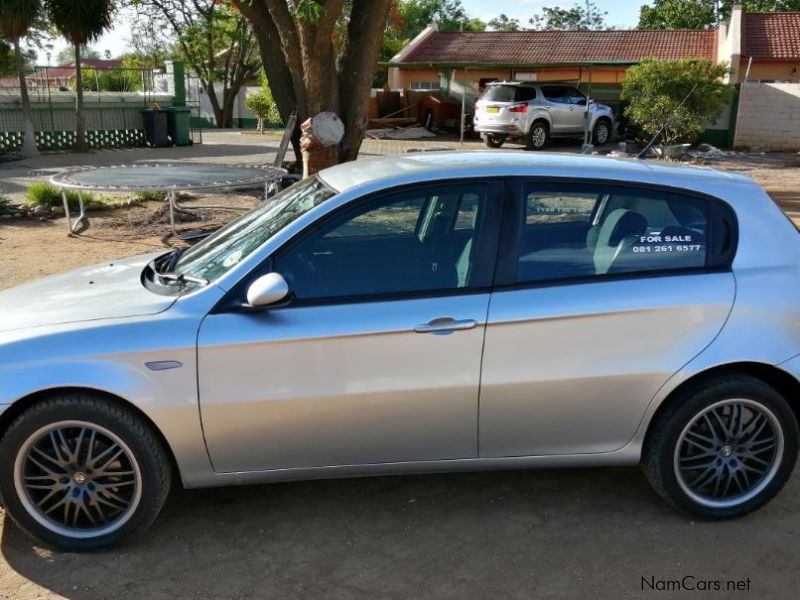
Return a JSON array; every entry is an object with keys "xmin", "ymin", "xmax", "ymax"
[{"xmin": 414, "ymin": 318, "xmax": 478, "ymax": 334}]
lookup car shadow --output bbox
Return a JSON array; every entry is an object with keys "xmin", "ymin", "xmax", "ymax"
[{"xmin": 2, "ymin": 465, "xmax": 799, "ymax": 599}]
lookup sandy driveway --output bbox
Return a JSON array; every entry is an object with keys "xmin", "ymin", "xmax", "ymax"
[{"xmin": 1, "ymin": 138, "xmax": 800, "ymax": 599}]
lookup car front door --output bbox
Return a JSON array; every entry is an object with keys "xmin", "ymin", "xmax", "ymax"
[
  {"xmin": 197, "ymin": 181, "xmax": 502, "ymax": 473},
  {"xmin": 479, "ymin": 181, "xmax": 737, "ymax": 458}
]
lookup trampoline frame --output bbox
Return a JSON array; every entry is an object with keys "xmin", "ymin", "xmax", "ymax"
[{"xmin": 50, "ymin": 163, "xmax": 287, "ymax": 234}]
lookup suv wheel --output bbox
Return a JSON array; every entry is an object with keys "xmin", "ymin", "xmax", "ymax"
[
  {"xmin": 642, "ymin": 374, "xmax": 799, "ymax": 519},
  {"xmin": 526, "ymin": 122, "xmax": 548, "ymax": 151},
  {"xmin": 593, "ymin": 119, "xmax": 611, "ymax": 145},
  {"xmin": 483, "ymin": 134, "xmax": 506, "ymax": 149},
  {"xmin": 0, "ymin": 393, "xmax": 172, "ymax": 551}
]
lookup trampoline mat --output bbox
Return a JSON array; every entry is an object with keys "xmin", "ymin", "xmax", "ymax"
[{"xmin": 51, "ymin": 163, "xmax": 286, "ymax": 191}]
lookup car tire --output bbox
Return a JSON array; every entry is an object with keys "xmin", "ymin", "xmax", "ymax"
[
  {"xmin": 525, "ymin": 121, "xmax": 549, "ymax": 151},
  {"xmin": 592, "ymin": 118, "xmax": 611, "ymax": 146},
  {"xmin": 483, "ymin": 134, "xmax": 506, "ymax": 149},
  {"xmin": 0, "ymin": 393, "xmax": 171, "ymax": 551},
  {"xmin": 642, "ymin": 374, "xmax": 799, "ymax": 520}
]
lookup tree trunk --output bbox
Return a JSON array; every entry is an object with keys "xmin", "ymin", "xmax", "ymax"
[
  {"xmin": 233, "ymin": 0, "xmax": 303, "ymax": 164},
  {"xmin": 13, "ymin": 39, "xmax": 38, "ymax": 158},
  {"xmin": 204, "ymin": 82, "xmax": 226, "ymax": 128},
  {"xmin": 337, "ymin": 0, "xmax": 393, "ymax": 162},
  {"xmin": 73, "ymin": 43, "xmax": 88, "ymax": 153},
  {"xmin": 221, "ymin": 88, "xmax": 238, "ymax": 129}
]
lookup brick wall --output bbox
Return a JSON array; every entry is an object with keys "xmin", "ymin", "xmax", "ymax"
[{"xmin": 735, "ymin": 83, "xmax": 800, "ymax": 150}]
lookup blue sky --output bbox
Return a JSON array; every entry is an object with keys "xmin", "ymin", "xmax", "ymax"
[
  {"xmin": 46, "ymin": 1, "xmax": 651, "ymax": 61},
  {"xmin": 463, "ymin": 0, "xmax": 648, "ymax": 29}
]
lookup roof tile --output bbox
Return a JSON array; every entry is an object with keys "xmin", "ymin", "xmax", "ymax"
[
  {"xmin": 743, "ymin": 12, "xmax": 800, "ymax": 60},
  {"xmin": 399, "ymin": 29, "xmax": 718, "ymax": 65}
]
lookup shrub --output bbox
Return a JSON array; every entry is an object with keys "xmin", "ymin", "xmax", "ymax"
[
  {"xmin": 26, "ymin": 182, "xmax": 96, "ymax": 209},
  {"xmin": 245, "ymin": 73, "xmax": 283, "ymax": 127},
  {"xmin": 72, "ymin": 68, "xmax": 142, "ymax": 92},
  {"xmin": 0, "ymin": 191, "xmax": 11, "ymax": 212},
  {"xmin": 620, "ymin": 58, "xmax": 733, "ymax": 146}
]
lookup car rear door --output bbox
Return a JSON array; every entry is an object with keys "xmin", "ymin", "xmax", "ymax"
[
  {"xmin": 197, "ymin": 181, "xmax": 503, "ymax": 473},
  {"xmin": 541, "ymin": 86, "xmax": 585, "ymax": 133},
  {"xmin": 479, "ymin": 180, "xmax": 737, "ymax": 458}
]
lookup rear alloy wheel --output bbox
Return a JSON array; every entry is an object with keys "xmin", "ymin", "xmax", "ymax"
[
  {"xmin": 526, "ymin": 122, "xmax": 548, "ymax": 150},
  {"xmin": 643, "ymin": 375, "xmax": 799, "ymax": 519},
  {"xmin": 0, "ymin": 394, "xmax": 171, "ymax": 550},
  {"xmin": 593, "ymin": 119, "xmax": 611, "ymax": 145},
  {"xmin": 483, "ymin": 134, "xmax": 506, "ymax": 149}
]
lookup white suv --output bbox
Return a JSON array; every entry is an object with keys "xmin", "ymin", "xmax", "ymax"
[{"xmin": 474, "ymin": 81, "xmax": 615, "ymax": 150}]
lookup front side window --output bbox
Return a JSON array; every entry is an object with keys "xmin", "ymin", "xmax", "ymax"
[
  {"xmin": 274, "ymin": 184, "xmax": 490, "ymax": 301},
  {"xmin": 517, "ymin": 184, "xmax": 709, "ymax": 284}
]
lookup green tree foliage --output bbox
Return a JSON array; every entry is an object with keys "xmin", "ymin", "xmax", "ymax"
[
  {"xmin": 620, "ymin": 58, "xmax": 733, "ymax": 145},
  {"xmin": 0, "ymin": 38, "xmax": 14, "ymax": 76},
  {"xmin": 395, "ymin": 0, "xmax": 484, "ymax": 38},
  {"xmin": 129, "ymin": 1, "xmax": 261, "ymax": 129},
  {"xmin": 54, "ymin": 45, "xmax": 101, "ymax": 65},
  {"xmin": 529, "ymin": 0, "xmax": 607, "ymax": 30},
  {"xmin": 244, "ymin": 72, "xmax": 282, "ymax": 127},
  {"xmin": 487, "ymin": 14, "xmax": 521, "ymax": 31},
  {"xmin": 47, "ymin": 0, "xmax": 116, "ymax": 152},
  {"xmin": 639, "ymin": 0, "xmax": 800, "ymax": 30}
]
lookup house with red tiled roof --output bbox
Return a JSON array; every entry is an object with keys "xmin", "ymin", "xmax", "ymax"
[
  {"xmin": 387, "ymin": 5, "xmax": 800, "ymax": 107},
  {"xmin": 24, "ymin": 59, "xmax": 124, "ymax": 90}
]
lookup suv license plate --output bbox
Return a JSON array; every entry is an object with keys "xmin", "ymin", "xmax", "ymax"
[{"xmin": 486, "ymin": 107, "xmax": 499, "ymax": 113}]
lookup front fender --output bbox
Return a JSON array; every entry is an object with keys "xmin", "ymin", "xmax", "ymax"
[{"xmin": 0, "ymin": 313, "xmax": 213, "ymax": 487}]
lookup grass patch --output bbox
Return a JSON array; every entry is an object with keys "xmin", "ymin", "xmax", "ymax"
[
  {"xmin": 25, "ymin": 182, "xmax": 107, "ymax": 210},
  {"xmin": 129, "ymin": 190, "xmax": 169, "ymax": 203}
]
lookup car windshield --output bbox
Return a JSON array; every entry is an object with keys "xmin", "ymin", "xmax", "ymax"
[{"xmin": 167, "ymin": 176, "xmax": 336, "ymax": 286}]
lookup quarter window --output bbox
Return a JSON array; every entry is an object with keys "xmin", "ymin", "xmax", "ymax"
[
  {"xmin": 516, "ymin": 184, "xmax": 709, "ymax": 284},
  {"xmin": 274, "ymin": 184, "xmax": 490, "ymax": 301}
]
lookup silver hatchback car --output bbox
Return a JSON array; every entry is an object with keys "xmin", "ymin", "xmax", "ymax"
[
  {"xmin": 1, "ymin": 153, "xmax": 799, "ymax": 551},
  {"xmin": 474, "ymin": 81, "xmax": 615, "ymax": 150}
]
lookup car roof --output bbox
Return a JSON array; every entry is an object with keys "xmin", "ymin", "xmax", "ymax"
[{"xmin": 317, "ymin": 151, "xmax": 754, "ymax": 196}]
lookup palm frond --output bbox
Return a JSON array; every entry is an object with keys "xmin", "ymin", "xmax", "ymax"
[{"xmin": 46, "ymin": 0, "xmax": 115, "ymax": 45}]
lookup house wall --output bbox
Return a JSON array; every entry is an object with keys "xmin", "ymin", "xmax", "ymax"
[
  {"xmin": 743, "ymin": 60, "xmax": 800, "ymax": 82},
  {"xmin": 734, "ymin": 82, "xmax": 800, "ymax": 150}
]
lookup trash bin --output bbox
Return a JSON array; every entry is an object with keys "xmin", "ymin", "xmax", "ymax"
[
  {"xmin": 167, "ymin": 107, "xmax": 192, "ymax": 147},
  {"xmin": 141, "ymin": 109, "xmax": 170, "ymax": 148}
]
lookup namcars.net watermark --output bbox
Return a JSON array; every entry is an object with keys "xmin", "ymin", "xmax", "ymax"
[{"xmin": 642, "ymin": 576, "xmax": 752, "ymax": 593}]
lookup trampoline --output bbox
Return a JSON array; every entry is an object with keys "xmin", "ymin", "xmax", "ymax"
[{"xmin": 51, "ymin": 162, "xmax": 286, "ymax": 234}]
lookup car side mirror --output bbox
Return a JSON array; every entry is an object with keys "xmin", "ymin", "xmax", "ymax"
[{"xmin": 246, "ymin": 273, "xmax": 290, "ymax": 308}]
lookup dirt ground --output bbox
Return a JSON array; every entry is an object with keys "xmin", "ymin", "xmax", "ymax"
[{"xmin": 1, "ymin": 138, "xmax": 800, "ymax": 599}]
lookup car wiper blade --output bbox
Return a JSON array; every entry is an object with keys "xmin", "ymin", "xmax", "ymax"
[
  {"xmin": 157, "ymin": 271, "xmax": 209, "ymax": 286},
  {"xmin": 158, "ymin": 248, "xmax": 186, "ymax": 274}
]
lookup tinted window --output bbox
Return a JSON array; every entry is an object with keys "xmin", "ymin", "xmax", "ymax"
[
  {"xmin": 542, "ymin": 86, "xmax": 569, "ymax": 103},
  {"xmin": 542, "ymin": 86, "xmax": 586, "ymax": 105},
  {"xmin": 483, "ymin": 85, "xmax": 535, "ymax": 102},
  {"xmin": 274, "ymin": 185, "xmax": 489, "ymax": 301},
  {"xmin": 516, "ymin": 184, "xmax": 709, "ymax": 284}
]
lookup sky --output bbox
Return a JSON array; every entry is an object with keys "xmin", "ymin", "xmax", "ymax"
[{"xmin": 42, "ymin": 0, "xmax": 650, "ymax": 64}]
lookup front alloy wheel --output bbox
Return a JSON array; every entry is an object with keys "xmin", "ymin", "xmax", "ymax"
[
  {"xmin": 14, "ymin": 421, "xmax": 143, "ymax": 539},
  {"xmin": 593, "ymin": 119, "xmax": 611, "ymax": 145},
  {"xmin": 643, "ymin": 374, "xmax": 799, "ymax": 519},
  {"xmin": 0, "ymin": 394, "xmax": 171, "ymax": 550}
]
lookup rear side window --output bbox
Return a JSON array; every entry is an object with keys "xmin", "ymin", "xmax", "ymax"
[{"xmin": 516, "ymin": 184, "xmax": 710, "ymax": 284}]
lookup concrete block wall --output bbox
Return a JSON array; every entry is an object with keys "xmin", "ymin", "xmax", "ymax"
[{"xmin": 735, "ymin": 83, "xmax": 800, "ymax": 150}]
